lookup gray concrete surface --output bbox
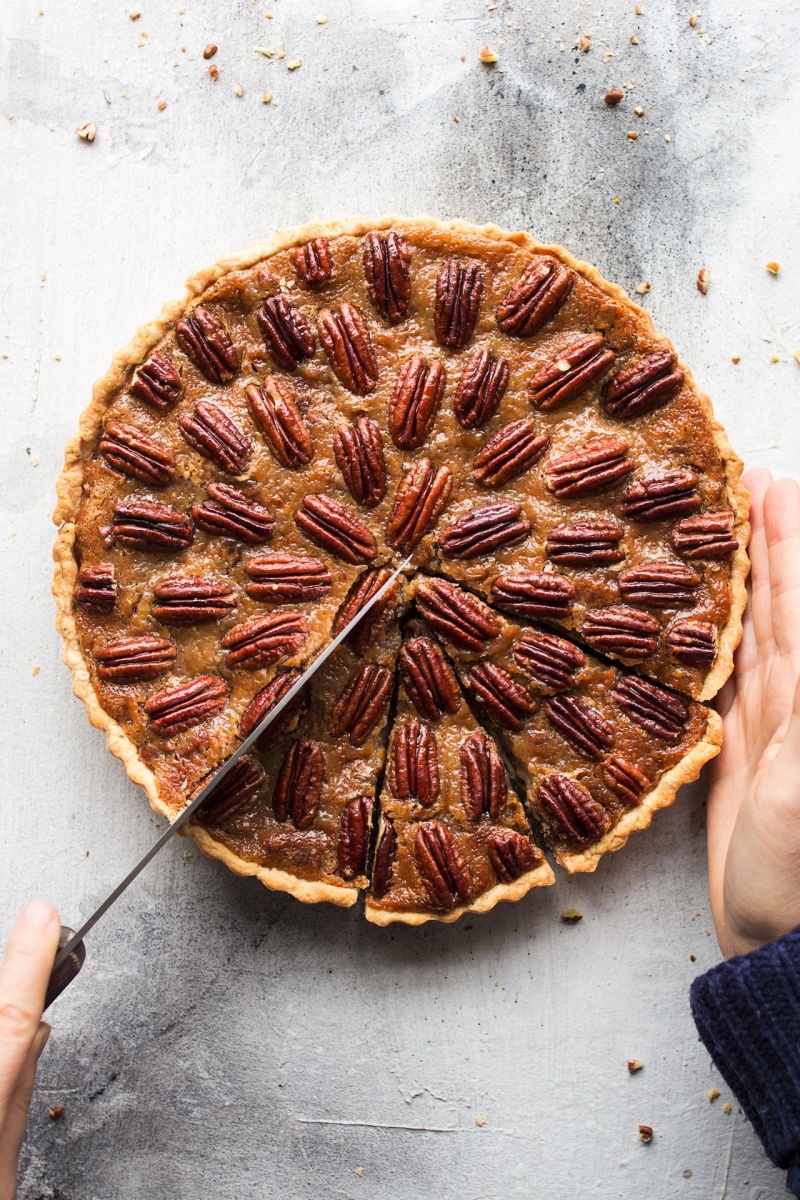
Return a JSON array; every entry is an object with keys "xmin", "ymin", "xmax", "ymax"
[{"xmin": 2, "ymin": 1, "xmax": 799, "ymax": 1196}]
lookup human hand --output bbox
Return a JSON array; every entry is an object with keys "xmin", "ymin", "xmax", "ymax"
[
  {"xmin": 0, "ymin": 899, "xmax": 60, "ymax": 1200},
  {"xmin": 707, "ymin": 469, "xmax": 800, "ymax": 959}
]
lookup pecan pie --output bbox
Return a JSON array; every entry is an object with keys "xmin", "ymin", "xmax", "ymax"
[{"xmin": 53, "ymin": 217, "xmax": 747, "ymax": 923}]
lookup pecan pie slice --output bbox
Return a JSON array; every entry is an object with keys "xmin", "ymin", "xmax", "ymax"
[{"xmin": 54, "ymin": 216, "xmax": 746, "ymax": 917}]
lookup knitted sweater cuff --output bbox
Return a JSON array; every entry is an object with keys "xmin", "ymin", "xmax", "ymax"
[{"xmin": 690, "ymin": 927, "xmax": 800, "ymax": 1194}]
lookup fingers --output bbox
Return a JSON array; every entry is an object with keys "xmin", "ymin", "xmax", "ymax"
[
  {"xmin": 0, "ymin": 900, "xmax": 60, "ymax": 1134},
  {"xmin": 0, "ymin": 1024, "xmax": 50, "ymax": 1200},
  {"xmin": 763, "ymin": 477, "xmax": 800, "ymax": 658},
  {"xmin": 741, "ymin": 468, "xmax": 774, "ymax": 653}
]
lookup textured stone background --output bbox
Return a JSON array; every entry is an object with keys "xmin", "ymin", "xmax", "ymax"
[{"xmin": 1, "ymin": 1, "xmax": 798, "ymax": 1197}]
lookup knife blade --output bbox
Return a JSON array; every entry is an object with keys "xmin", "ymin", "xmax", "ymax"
[{"xmin": 46, "ymin": 556, "xmax": 410, "ymax": 1007}]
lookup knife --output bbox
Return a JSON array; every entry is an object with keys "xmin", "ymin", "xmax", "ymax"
[{"xmin": 45, "ymin": 556, "xmax": 410, "ymax": 1010}]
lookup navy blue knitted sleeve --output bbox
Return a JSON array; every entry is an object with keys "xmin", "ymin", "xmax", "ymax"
[{"xmin": 690, "ymin": 927, "xmax": 800, "ymax": 1198}]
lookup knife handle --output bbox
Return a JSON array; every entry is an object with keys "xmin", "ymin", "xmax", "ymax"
[{"xmin": 44, "ymin": 927, "xmax": 86, "ymax": 1011}]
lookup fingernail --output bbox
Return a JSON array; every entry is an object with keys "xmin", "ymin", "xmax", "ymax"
[
  {"xmin": 34, "ymin": 1023, "xmax": 51, "ymax": 1058},
  {"xmin": 21, "ymin": 898, "xmax": 57, "ymax": 928}
]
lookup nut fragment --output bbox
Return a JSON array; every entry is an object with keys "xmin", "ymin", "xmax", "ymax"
[
  {"xmin": 546, "ymin": 519, "xmax": 625, "ymax": 567},
  {"xmin": 604, "ymin": 88, "xmax": 625, "ymax": 105},
  {"xmin": 460, "ymin": 730, "xmax": 506, "ymax": 821},
  {"xmin": 440, "ymin": 501, "xmax": 531, "ymax": 559},
  {"xmin": 666, "ymin": 618, "xmax": 718, "ymax": 667},
  {"xmin": 273, "ymin": 738, "xmax": 324, "ymax": 828},
  {"xmin": 434, "ymin": 260, "xmax": 483, "ymax": 348},
  {"xmin": 294, "ymin": 494, "xmax": 377, "ymax": 564},
  {"xmin": 318, "ymin": 302, "xmax": 378, "ymax": 395},
  {"xmin": 130, "ymin": 352, "xmax": 181, "ymax": 409},
  {"xmin": 198, "ymin": 756, "xmax": 265, "ymax": 826},
  {"xmin": 620, "ymin": 468, "xmax": 701, "ymax": 522},
  {"xmin": 193, "ymin": 482, "xmax": 275, "ymax": 544},
  {"xmin": 415, "ymin": 577, "xmax": 500, "ymax": 652},
  {"xmin": 247, "ymin": 378, "xmax": 313, "ymax": 468},
  {"xmin": 389, "ymin": 720, "xmax": 440, "ymax": 806},
  {"xmin": 74, "ymin": 563, "xmax": 116, "ymax": 612},
  {"xmin": 617, "ymin": 561, "xmax": 700, "ymax": 609},
  {"xmin": 512, "ymin": 631, "xmax": 586, "ymax": 690},
  {"xmin": 338, "ymin": 796, "xmax": 372, "ymax": 879},
  {"xmin": 332, "ymin": 566, "xmax": 399, "ymax": 650},
  {"xmin": 765, "ymin": 261, "xmax": 780, "ymax": 276},
  {"xmin": 152, "ymin": 576, "xmax": 237, "ymax": 624},
  {"xmin": 696, "ymin": 267, "xmax": 710, "ymax": 295},
  {"xmin": 490, "ymin": 571, "xmax": 575, "ymax": 621},
  {"xmin": 603, "ymin": 756, "xmax": 649, "ymax": 806},
  {"xmin": 671, "ymin": 511, "xmax": 737, "ymax": 560},
  {"xmin": 145, "ymin": 674, "xmax": 229, "ymax": 736},
  {"xmin": 388, "ymin": 354, "xmax": 446, "ymax": 450},
  {"xmin": 203, "ymin": 43, "xmax": 217, "ymax": 59},
  {"xmin": 469, "ymin": 661, "xmax": 537, "ymax": 731},
  {"xmin": 638, "ymin": 1125, "xmax": 653, "ymax": 1143},
  {"xmin": 328, "ymin": 663, "xmax": 393, "ymax": 746},
  {"xmin": 222, "ymin": 611, "xmax": 310, "ymax": 669},
  {"xmin": 178, "ymin": 401, "xmax": 251, "ymax": 474},
  {"xmin": 372, "ymin": 819, "xmax": 397, "ymax": 897},
  {"xmin": 613, "ymin": 674, "xmax": 689, "ymax": 740},
  {"xmin": 528, "ymin": 334, "xmax": 615, "ymax": 411},
  {"xmin": 415, "ymin": 821, "xmax": 473, "ymax": 910},
  {"xmin": 95, "ymin": 635, "xmax": 176, "ymax": 681},
  {"xmin": 496, "ymin": 258, "xmax": 574, "ymax": 337},
  {"xmin": 544, "ymin": 693, "xmax": 615, "ymax": 759},
  {"xmin": 239, "ymin": 671, "xmax": 307, "ymax": 748},
  {"xmin": 454, "ymin": 346, "xmax": 509, "ymax": 429},
  {"xmin": 399, "ymin": 636, "xmax": 460, "ymax": 721},
  {"xmin": 581, "ymin": 605, "xmax": 661, "ymax": 660},
  {"xmin": 488, "ymin": 829, "xmax": 538, "ymax": 882},
  {"xmin": 473, "ymin": 418, "xmax": 549, "ymax": 488},
  {"xmin": 386, "ymin": 458, "xmax": 453, "ymax": 551},
  {"xmin": 112, "ymin": 498, "xmax": 194, "ymax": 551},
  {"xmin": 334, "ymin": 417, "xmax": 386, "ymax": 507},
  {"xmin": 294, "ymin": 238, "xmax": 333, "ymax": 286},
  {"xmin": 363, "ymin": 230, "xmax": 411, "ymax": 323},
  {"xmin": 175, "ymin": 306, "xmax": 240, "ymax": 384},
  {"xmin": 538, "ymin": 773, "xmax": 606, "ymax": 844},
  {"xmin": 545, "ymin": 436, "xmax": 634, "ymax": 497},
  {"xmin": 75, "ymin": 121, "xmax": 97, "ymax": 142},
  {"xmin": 99, "ymin": 422, "xmax": 175, "ymax": 485},
  {"xmin": 604, "ymin": 349, "xmax": 684, "ymax": 419},
  {"xmin": 256, "ymin": 295, "xmax": 316, "ymax": 370}
]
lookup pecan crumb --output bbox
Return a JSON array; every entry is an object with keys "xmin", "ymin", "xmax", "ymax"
[
  {"xmin": 696, "ymin": 267, "xmax": 710, "ymax": 294},
  {"xmin": 635, "ymin": 3, "xmax": 644, "ymax": 11},
  {"xmin": 627, "ymin": 130, "xmax": 638, "ymax": 139},
  {"xmin": 731, "ymin": 355, "xmax": 740, "ymax": 364},
  {"xmin": 765, "ymin": 260, "xmax": 780, "ymax": 275},
  {"xmin": 316, "ymin": 14, "xmax": 327, "ymax": 23},
  {"xmin": 578, "ymin": 36, "xmax": 591, "ymax": 52},
  {"xmin": 689, "ymin": 14, "xmax": 698, "ymax": 26},
  {"xmin": 689, "ymin": 952, "xmax": 697, "ymax": 960},
  {"xmin": 627, "ymin": 1059, "xmax": 644, "ymax": 1073},
  {"xmin": 723, "ymin": 1102, "xmax": 731, "ymax": 1114},
  {"xmin": 32, "ymin": 665, "xmax": 40, "ymax": 676},
  {"xmin": 208, "ymin": 64, "xmax": 219, "ymax": 79},
  {"xmin": 638, "ymin": 1124, "xmax": 653, "ymax": 1143},
  {"xmin": 48, "ymin": 1106, "xmax": 64, "ymax": 1120},
  {"xmin": 605, "ymin": 87, "xmax": 625, "ymax": 105},
  {"xmin": 475, "ymin": 1115, "xmax": 486, "ymax": 1126},
  {"xmin": 630, "ymin": 34, "xmax": 639, "ymax": 44},
  {"xmin": 634, "ymin": 105, "xmax": 644, "ymax": 116},
  {"xmin": 75, "ymin": 121, "xmax": 96, "ymax": 142},
  {"xmin": 262, "ymin": 91, "xmax": 272, "ymax": 104},
  {"xmin": 233, "ymin": 82, "xmax": 244, "ymax": 96},
  {"xmin": 479, "ymin": 46, "xmax": 499, "ymax": 63},
  {"xmin": 157, "ymin": 100, "xmax": 167, "ymax": 111},
  {"xmin": 203, "ymin": 43, "xmax": 217, "ymax": 59},
  {"xmin": 287, "ymin": 58, "xmax": 302, "ymax": 70},
  {"xmin": 129, "ymin": 8, "xmax": 141, "ymax": 17},
  {"xmin": 708, "ymin": 1088, "xmax": 720, "ymax": 1101},
  {"xmin": 561, "ymin": 907, "xmax": 583, "ymax": 923},
  {"xmin": 635, "ymin": 281, "xmax": 651, "ymax": 294},
  {"xmin": 354, "ymin": 1167, "xmax": 363, "ymax": 1176},
  {"xmin": 770, "ymin": 353, "xmax": 780, "ymax": 363}
]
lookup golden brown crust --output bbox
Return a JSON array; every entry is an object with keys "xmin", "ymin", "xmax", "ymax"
[
  {"xmin": 364, "ymin": 859, "xmax": 555, "ymax": 927},
  {"xmin": 53, "ymin": 214, "xmax": 747, "ymax": 911}
]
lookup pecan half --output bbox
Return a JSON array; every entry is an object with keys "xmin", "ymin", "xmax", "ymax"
[
  {"xmin": 363, "ymin": 230, "xmax": 411, "ymax": 323},
  {"xmin": 603, "ymin": 756, "xmax": 649, "ymax": 806},
  {"xmin": 221, "ymin": 611, "xmax": 310, "ymax": 669},
  {"xmin": 332, "ymin": 567, "xmax": 399, "ymax": 650},
  {"xmin": 671, "ymin": 511, "xmax": 737, "ymax": 560},
  {"xmin": 372, "ymin": 819, "xmax": 398, "ymax": 898},
  {"xmin": 112, "ymin": 498, "xmax": 194, "ymax": 551},
  {"xmin": 538, "ymin": 773, "xmax": 606, "ymax": 844},
  {"xmin": 386, "ymin": 459, "xmax": 453, "ymax": 551},
  {"xmin": 294, "ymin": 238, "xmax": 332, "ymax": 287},
  {"xmin": 294, "ymin": 495, "xmax": 377, "ymax": 564},
  {"xmin": 490, "ymin": 571, "xmax": 575, "ymax": 620},
  {"xmin": 613, "ymin": 675, "xmax": 689, "ymax": 740},
  {"xmin": 193, "ymin": 482, "xmax": 275, "ymax": 544},
  {"xmin": 74, "ymin": 563, "xmax": 116, "ymax": 612},
  {"xmin": 272, "ymin": 738, "xmax": 323, "ymax": 828},
  {"xmin": 621, "ymin": 468, "xmax": 701, "ymax": 522},
  {"xmin": 239, "ymin": 671, "xmax": 308, "ymax": 748},
  {"xmin": 604, "ymin": 349, "xmax": 684, "ymax": 419},
  {"xmin": 434, "ymin": 260, "xmax": 483, "ymax": 348},
  {"xmin": 99, "ymin": 422, "xmax": 175, "ymax": 485},
  {"xmin": 469, "ymin": 661, "xmax": 537, "ymax": 731},
  {"xmin": 546, "ymin": 520, "xmax": 625, "ymax": 567},
  {"xmin": 496, "ymin": 257, "xmax": 574, "ymax": 337},
  {"xmin": 238, "ymin": 527, "xmax": 308, "ymax": 604},
  {"xmin": 473, "ymin": 418, "xmax": 549, "ymax": 488},
  {"xmin": 545, "ymin": 436, "xmax": 634, "ymax": 498},
  {"xmin": 454, "ymin": 346, "xmax": 509, "ymax": 429},
  {"xmin": 512, "ymin": 632, "xmax": 586, "ymax": 690},
  {"xmin": 256, "ymin": 295, "xmax": 316, "ymax": 370},
  {"xmin": 144, "ymin": 674, "xmax": 229, "ymax": 736},
  {"xmin": 399, "ymin": 636, "xmax": 460, "ymax": 721},
  {"xmin": 460, "ymin": 730, "xmax": 506, "ymax": 821},
  {"xmin": 440, "ymin": 501, "xmax": 531, "ymax": 559},
  {"xmin": 528, "ymin": 333, "xmax": 615, "ymax": 410},
  {"xmin": 339, "ymin": 796, "xmax": 372, "ymax": 879},
  {"xmin": 581, "ymin": 605, "xmax": 661, "ymax": 660},
  {"xmin": 198, "ymin": 756, "xmax": 266, "ymax": 826},
  {"xmin": 130, "ymin": 352, "xmax": 181, "ymax": 410},
  {"xmin": 389, "ymin": 720, "xmax": 440, "ymax": 806},
  {"xmin": 328, "ymin": 664, "xmax": 393, "ymax": 746},
  {"xmin": 415, "ymin": 821, "xmax": 473, "ymax": 910},
  {"xmin": 318, "ymin": 303, "xmax": 378, "ymax": 395},
  {"xmin": 544, "ymin": 694, "xmax": 615, "ymax": 759},
  {"xmin": 414, "ymin": 577, "xmax": 501, "ymax": 651},
  {"xmin": 666, "ymin": 618, "xmax": 718, "ymax": 668},
  {"xmin": 175, "ymin": 306, "xmax": 239, "ymax": 383},
  {"xmin": 246, "ymin": 378, "xmax": 313, "ymax": 468},
  {"xmin": 95, "ymin": 635, "xmax": 176, "ymax": 681},
  {"xmin": 152, "ymin": 576, "xmax": 237, "ymax": 624},
  {"xmin": 617, "ymin": 562, "xmax": 701, "ymax": 609},
  {"xmin": 178, "ymin": 401, "xmax": 251, "ymax": 474},
  {"xmin": 488, "ymin": 830, "xmax": 538, "ymax": 882},
  {"xmin": 334, "ymin": 417, "xmax": 386, "ymax": 507},
  {"xmin": 388, "ymin": 355, "xmax": 446, "ymax": 450}
]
